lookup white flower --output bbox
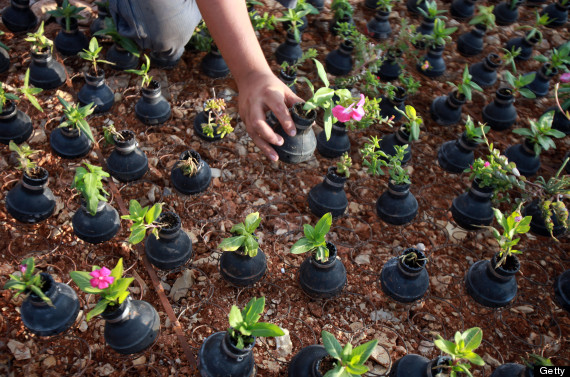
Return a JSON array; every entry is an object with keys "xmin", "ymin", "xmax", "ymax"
[{"xmin": 512, "ymin": 167, "xmax": 520, "ymax": 177}]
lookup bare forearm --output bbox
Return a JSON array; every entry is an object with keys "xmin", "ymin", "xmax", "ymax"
[{"xmin": 196, "ymin": 0, "xmax": 271, "ymax": 85}]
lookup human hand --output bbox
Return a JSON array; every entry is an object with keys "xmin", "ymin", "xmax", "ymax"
[{"xmin": 238, "ymin": 70, "xmax": 304, "ymax": 161}]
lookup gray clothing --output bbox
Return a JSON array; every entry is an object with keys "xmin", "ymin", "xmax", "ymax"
[{"xmin": 109, "ymin": 0, "xmax": 297, "ymax": 66}]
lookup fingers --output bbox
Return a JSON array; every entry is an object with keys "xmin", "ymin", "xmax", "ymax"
[
  {"xmin": 265, "ymin": 90, "xmax": 298, "ymax": 137},
  {"xmin": 249, "ymin": 124, "xmax": 280, "ymax": 161},
  {"xmin": 247, "ymin": 102, "xmax": 284, "ymax": 147}
]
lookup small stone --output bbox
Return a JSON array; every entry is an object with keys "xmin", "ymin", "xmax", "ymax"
[
  {"xmin": 29, "ymin": 128, "xmax": 47, "ymax": 144},
  {"xmin": 210, "ymin": 168, "xmax": 222, "ymax": 178},
  {"xmin": 415, "ymin": 243, "xmax": 426, "ymax": 251},
  {"xmin": 55, "ymin": 90, "xmax": 73, "ymax": 103},
  {"xmin": 172, "ymin": 108, "xmax": 184, "ymax": 119},
  {"xmin": 370, "ymin": 345, "xmax": 391, "ymax": 367},
  {"xmin": 132, "ymin": 356, "xmax": 147, "ymax": 366},
  {"xmin": 169, "ymin": 269, "xmax": 194, "ymax": 301},
  {"xmin": 275, "ymin": 328, "xmax": 293, "ymax": 357},
  {"xmin": 513, "ymin": 305, "xmax": 534, "ymax": 314},
  {"xmin": 42, "ymin": 355, "xmax": 57, "ymax": 368},
  {"xmin": 236, "ymin": 144, "xmax": 247, "ymax": 157},
  {"xmin": 354, "ymin": 254, "xmax": 370, "ymax": 265},
  {"xmin": 78, "ymin": 320, "xmax": 88, "ymax": 332},
  {"xmin": 114, "ymin": 92, "xmax": 122, "ymax": 103},
  {"xmin": 95, "ymin": 363, "xmax": 115, "ymax": 376},
  {"xmin": 483, "ymin": 353, "xmax": 501, "ymax": 368},
  {"xmin": 8, "ymin": 340, "xmax": 31, "ymax": 360}
]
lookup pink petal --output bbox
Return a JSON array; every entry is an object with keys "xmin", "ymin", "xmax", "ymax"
[
  {"xmin": 90, "ymin": 269, "xmax": 101, "ymax": 278},
  {"xmin": 97, "ymin": 281, "xmax": 110, "ymax": 289},
  {"xmin": 103, "ymin": 276, "xmax": 115, "ymax": 285},
  {"xmin": 356, "ymin": 94, "xmax": 365, "ymax": 107},
  {"xmin": 561, "ymin": 73, "xmax": 570, "ymax": 83},
  {"xmin": 351, "ymin": 107, "xmax": 365, "ymax": 121},
  {"xmin": 332, "ymin": 105, "xmax": 352, "ymax": 122},
  {"xmin": 19, "ymin": 265, "xmax": 27, "ymax": 274},
  {"xmin": 99, "ymin": 267, "xmax": 111, "ymax": 276},
  {"xmin": 90, "ymin": 277, "xmax": 100, "ymax": 288}
]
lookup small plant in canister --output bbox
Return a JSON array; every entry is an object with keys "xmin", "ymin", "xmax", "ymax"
[
  {"xmin": 0, "ymin": 69, "xmax": 43, "ymax": 145},
  {"xmin": 308, "ymin": 152, "xmax": 351, "ymax": 218},
  {"xmin": 48, "ymin": 0, "xmax": 88, "ymax": 56},
  {"xmin": 319, "ymin": 331, "xmax": 378, "ymax": 376},
  {"xmin": 6, "ymin": 141, "xmax": 56, "ymax": 223},
  {"xmin": 279, "ymin": 48, "xmax": 317, "ymax": 93},
  {"xmin": 194, "ymin": 97, "xmax": 234, "ymax": 141},
  {"xmin": 4, "ymin": 258, "xmax": 53, "ymax": 306},
  {"xmin": 524, "ymin": 46, "xmax": 570, "ymax": 98},
  {"xmin": 465, "ymin": 207, "xmax": 531, "ymax": 307},
  {"xmin": 390, "ymin": 327, "xmax": 485, "ymax": 377},
  {"xmin": 379, "ymin": 104, "xmax": 423, "ymax": 164},
  {"xmin": 77, "ymin": 37, "xmax": 115, "ymax": 113},
  {"xmin": 366, "ymin": 0, "xmax": 394, "ymax": 40},
  {"xmin": 170, "ymin": 150, "xmax": 212, "ymax": 194},
  {"xmin": 71, "ymin": 163, "xmax": 120, "ymax": 243},
  {"xmin": 506, "ymin": 111, "xmax": 565, "ymax": 177},
  {"xmin": 433, "ymin": 327, "xmax": 485, "ymax": 377},
  {"xmin": 70, "ymin": 258, "xmax": 160, "ymax": 354},
  {"xmin": 199, "ymin": 297, "xmax": 284, "ymax": 377},
  {"xmin": 290, "ymin": 213, "xmax": 347, "ymax": 299},
  {"xmin": 521, "ymin": 158, "xmax": 569, "ymax": 239},
  {"xmin": 126, "ymin": 54, "xmax": 171, "ymax": 125},
  {"xmin": 274, "ymin": 6, "xmax": 311, "ymax": 65},
  {"xmin": 431, "ymin": 65, "xmax": 483, "ymax": 126},
  {"xmin": 218, "ymin": 212, "xmax": 267, "ymax": 286},
  {"xmin": 438, "ymin": 116, "xmax": 490, "ymax": 174},
  {"xmin": 416, "ymin": 18, "xmax": 457, "ymax": 78},
  {"xmin": 504, "ymin": 12, "xmax": 549, "ymax": 62},
  {"xmin": 362, "ymin": 138, "xmax": 419, "ymax": 225},
  {"xmin": 93, "ymin": 17, "xmax": 140, "ymax": 70},
  {"xmin": 380, "ymin": 247, "xmax": 429, "ymax": 302},
  {"xmin": 122, "ymin": 200, "xmax": 193, "ymax": 270},
  {"xmin": 103, "ymin": 125, "xmax": 149, "ymax": 182},
  {"xmin": 50, "ymin": 96, "xmax": 95, "ymax": 159},
  {"xmin": 452, "ymin": 129, "xmax": 523, "ymax": 230},
  {"xmin": 456, "ymin": 5, "xmax": 495, "ymax": 57},
  {"xmin": 4, "ymin": 257, "xmax": 80, "ymax": 336},
  {"xmin": 24, "ymin": 22, "xmax": 66, "ymax": 90},
  {"xmin": 489, "ymin": 352, "xmax": 553, "ymax": 377},
  {"xmin": 552, "ymin": 78, "xmax": 570, "ymax": 135}
]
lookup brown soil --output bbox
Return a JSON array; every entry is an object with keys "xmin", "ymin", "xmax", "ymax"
[{"xmin": 0, "ymin": 1, "xmax": 569, "ymax": 377}]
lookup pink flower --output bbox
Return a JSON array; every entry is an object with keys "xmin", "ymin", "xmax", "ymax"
[
  {"xmin": 19, "ymin": 265, "xmax": 26, "ymax": 274},
  {"xmin": 421, "ymin": 60, "xmax": 430, "ymax": 71},
  {"xmin": 561, "ymin": 73, "xmax": 570, "ymax": 83},
  {"xmin": 484, "ymin": 161, "xmax": 490, "ymax": 167},
  {"xmin": 89, "ymin": 267, "xmax": 114, "ymax": 289},
  {"xmin": 514, "ymin": 216, "xmax": 522, "ymax": 222},
  {"xmin": 332, "ymin": 94, "xmax": 366, "ymax": 123}
]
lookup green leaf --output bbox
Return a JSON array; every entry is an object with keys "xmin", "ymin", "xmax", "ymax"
[
  {"xmin": 70, "ymin": 271, "xmax": 98, "ymax": 292},
  {"xmin": 434, "ymin": 336, "xmax": 456, "ymax": 356},
  {"xmin": 314, "ymin": 212, "xmax": 332, "ymax": 239},
  {"xmin": 230, "ymin": 223, "xmax": 247, "ymax": 235},
  {"xmin": 323, "ymin": 365, "xmax": 345, "ymax": 377},
  {"xmin": 244, "ymin": 212, "xmax": 261, "ymax": 233},
  {"xmin": 290, "ymin": 238, "xmax": 315, "ymax": 254},
  {"xmin": 128, "ymin": 199, "xmax": 144, "ymax": 219},
  {"xmin": 322, "ymin": 330, "xmax": 343, "ymax": 359},
  {"xmin": 110, "ymin": 258, "xmax": 124, "ymax": 280},
  {"xmin": 145, "ymin": 203, "xmax": 162, "ymax": 224},
  {"xmin": 345, "ymin": 364, "xmax": 368, "ymax": 374},
  {"xmin": 351, "ymin": 339, "xmax": 378, "ymax": 365},
  {"xmin": 303, "ymin": 223, "xmax": 316, "ymax": 241},
  {"xmin": 243, "ymin": 297, "xmax": 264, "ymax": 325},
  {"xmin": 313, "ymin": 59, "xmax": 329, "ymax": 88},
  {"xmin": 128, "ymin": 227, "xmax": 146, "ymax": 245},
  {"xmin": 228, "ymin": 305, "xmax": 244, "ymax": 328},
  {"xmin": 249, "ymin": 322, "xmax": 284, "ymax": 337},
  {"xmin": 86, "ymin": 299, "xmax": 109, "ymax": 321},
  {"xmin": 465, "ymin": 352, "xmax": 485, "ymax": 366},
  {"xmin": 461, "ymin": 327, "xmax": 483, "ymax": 352},
  {"xmin": 219, "ymin": 235, "xmax": 246, "ymax": 251},
  {"xmin": 519, "ymin": 88, "xmax": 536, "ymax": 99}
]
